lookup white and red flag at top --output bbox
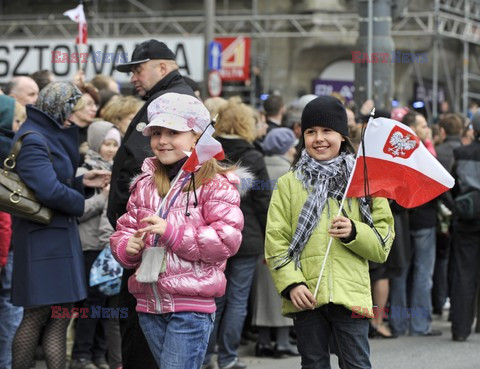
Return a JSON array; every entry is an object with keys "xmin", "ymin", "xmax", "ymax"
[
  {"xmin": 346, "ymin": 117, "xmax": 455, "ymax": 208},
  {"xmin": 183, "ymin": 125, "xmax": 225, "ymax": 173},
  {"xmin": 63, "ymin": 3, "xmax": 88, "ymax": 44}
]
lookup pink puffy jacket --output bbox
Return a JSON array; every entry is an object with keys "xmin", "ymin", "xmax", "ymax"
[{"xmin": 110, "ymin": 157, "xmax": 244, "ymax": 314}]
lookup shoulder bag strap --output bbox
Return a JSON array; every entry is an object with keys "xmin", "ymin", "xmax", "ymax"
[{"xmin": 3, "ymin": 131, "xmax": 52, "ymax": 171}]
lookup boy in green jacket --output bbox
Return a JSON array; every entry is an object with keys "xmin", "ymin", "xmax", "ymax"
[{"xmin": 265, "ymin": 96, "xmax": 394, "ymax": 369}]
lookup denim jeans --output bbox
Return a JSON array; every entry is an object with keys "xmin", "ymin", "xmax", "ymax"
[
  {"xmin": 0, "ymin": 251, "xmax": 23, "ymax": 369},
  {"xmin": 204, "ymin": 255, "xmax": 257, "ymax": 368},
  {"xmin": 389, "ymin": 227, "xmax": 436, "ymax": 335},
  {"xmin": 293, "ymin": 303, "xmax": 371, "ymax": 369},
  {"xmin": 139, "ymin": 311, "xmax": 214, "ymax": 369}
]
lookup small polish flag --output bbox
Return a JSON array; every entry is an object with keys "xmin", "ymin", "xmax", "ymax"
[
  {"xmin": 346, "ymin": 117, "xmax": 454, "ymax": 208},
  {"xmin": 183, "ymin": 125, "xmax": 225, "ymax": 173},
  {"xmin": 64, "ymin": 4, "xmax": 88, "ymax": 44}
]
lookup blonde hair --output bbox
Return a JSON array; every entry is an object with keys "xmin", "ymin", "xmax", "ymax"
[
  {"xmin": 13, "ymin": 101, "xmax": 26, "ymax": 130},
  {"xmin": 215, "ymin": 97, "xmax": 256, "ymax": 142},
  {"xmin": 90, "ymin": 74, "xmax": 116, "ymax": 91},
  {"xmin": 102, "ymin": 96, "xmax": 143, "ymax": 125},
  {"xmin": 153, "ymin": 159, "xmax": 234, "ymax": 197},
  {"xmin": 204, "ymin": 97, "xmax": 227, "ymax": 120}
]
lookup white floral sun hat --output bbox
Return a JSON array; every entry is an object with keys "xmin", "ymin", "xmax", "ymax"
[{"xmin": 143, "ymin": 92, "xmax": 211, "ymax": 136}]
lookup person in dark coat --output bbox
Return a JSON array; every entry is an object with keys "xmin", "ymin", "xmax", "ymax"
[
  {"xmin": 450, "ymin": 113, "xmax": 480, "ymax": 342},
  {"xmin": 10, "ymin": 82, "xmax": 110, "ymax": 369},
  {"xmin": 432, "ymin": 114, "xmax": 463, "ymax": 316},
  {"xmin": 203, "ymin": 97, "xmax": 271, "ymax": 369},
  {"xmin": 106, "ymin": 39, "xmax": 195, "ymax": 369},
  {"xmin": 263, "ymin": 94, "xmax": 286, "ymax": 133}
]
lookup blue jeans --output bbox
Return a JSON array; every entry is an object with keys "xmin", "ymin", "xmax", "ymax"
[
  {"xmin": 138, "ymin": 311, "xmax": 214, "ymax": 369},
  {"xmin": 204, "ymin": 255, "xmax": 257, "ymax": 368},
  {"xmin": 293, "ymin": 303, "xmax": 371, "ymax": 369},
  {"xmin": 389, "ymin": 227, "xmax": 436, "ymax": 335},
  {"xmin": 0, "ymin": 251, "xmax": 23, "ymax": 369}
]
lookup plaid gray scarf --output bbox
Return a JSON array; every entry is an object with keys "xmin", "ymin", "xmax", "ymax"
[{"xmin": 273, "ymin": 149, "xmax": 374, "ymax": 270}]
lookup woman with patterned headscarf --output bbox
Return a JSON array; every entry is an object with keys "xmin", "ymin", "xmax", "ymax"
[{"xmin": 9, "ymin": 82, "xmax": 111, "ymax": 369}]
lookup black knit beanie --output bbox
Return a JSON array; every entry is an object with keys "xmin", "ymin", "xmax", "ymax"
[{"xmin": 301, "ymin": 95, "xmax": 348, "ymax": 137}]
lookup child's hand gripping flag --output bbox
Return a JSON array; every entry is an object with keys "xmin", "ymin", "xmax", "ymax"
[
  {"xmin": 183, "ymin": 124, "xmax": 225, "ymax": 173},
  {"xmin": 346, "ymin": 117, "xmax": 454, "ymax": 208}
]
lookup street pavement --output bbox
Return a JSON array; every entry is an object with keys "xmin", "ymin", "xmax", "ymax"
[
  {"xmin": 36, "ymin": 313, "xmax": 479, "ymax": 369},
  {"xmin": 235, "ymin": 314, "xmax": 479, "ymax": 369}
]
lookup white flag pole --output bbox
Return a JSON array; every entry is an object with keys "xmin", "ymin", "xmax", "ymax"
[{"xmin": 313, "ymin": 109, "xmax": 375, "ymax": 299}]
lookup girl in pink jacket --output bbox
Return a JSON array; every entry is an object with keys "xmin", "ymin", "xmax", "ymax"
[{"xmin": 110, "ymin": 93, "xmax": 244, "ymax": 369}]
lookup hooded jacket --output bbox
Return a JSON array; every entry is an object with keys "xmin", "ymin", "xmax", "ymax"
[
  {"xmin": 265, "ymin": 171, "xmax": 394, "ymax": 318},
  {"xmin": 110, "ymin": 157, "xmax": 244, "ymax": 314},
  {"xmin": 0, "ymin": 95, "xmax": 15, "ymax": 162},
  {"xmin": 76, "ymin": 121, "xmax": 117, "ymax": 251}
]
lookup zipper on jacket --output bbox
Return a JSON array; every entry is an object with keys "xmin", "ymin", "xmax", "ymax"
[{"xmin": 151, "ymin": 282, "xmax": 162, "ymax": 313}]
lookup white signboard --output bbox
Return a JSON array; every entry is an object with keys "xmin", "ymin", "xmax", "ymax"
[{"xmin": 0, "ymin": 37, "xmax": 204, "ymax": 84}]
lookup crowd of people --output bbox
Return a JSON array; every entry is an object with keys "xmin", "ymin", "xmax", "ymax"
[{"xmin": 0, "ymin": 37, "xmax": 479, "ymax": 369}]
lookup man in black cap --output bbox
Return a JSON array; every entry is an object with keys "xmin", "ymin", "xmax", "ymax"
[{"xmin": 107, "ymin": 39, "xmax": 194, "ymax": 369}]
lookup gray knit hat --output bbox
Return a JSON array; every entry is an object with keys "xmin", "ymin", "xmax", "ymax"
[
  {"xmin": 301, "ymin": 96, "xmax": 348, "ymax": 137},
  {"xmin": 87, "ymin": 121, "xmax": 115, "ymax": 153},
  {"xmin": 35, "ymin": 82, "xmax": 82, "ymax": 124},
  {"xmin": 262, "ymin": 128, "xmax": 297, "ymax": 155}
]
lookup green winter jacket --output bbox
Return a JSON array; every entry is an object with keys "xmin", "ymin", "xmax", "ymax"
[{"xmin": 265, "ymin": 171, "xmax": 395, "ymax": 318}]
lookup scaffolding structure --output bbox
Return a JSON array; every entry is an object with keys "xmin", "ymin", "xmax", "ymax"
[
  {"xmin": 0, "ymin": 9, "xmax": 478, "ymax": 41},
  {"xmin": 0, "ymin": 0, "xmax": 479, "ymax": 114}
]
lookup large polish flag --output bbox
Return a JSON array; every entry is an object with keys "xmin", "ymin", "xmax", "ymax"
[
  {"xmin": 346, "ymin": 117, "xmax": 454, "ymax": 208},
  {"xmin": 183, "ymin": 125, "xmax": 225, "ymax": 173},
  {"xmin": 64, "ymin": 4, "xmax": 88, "ymax": 44}
]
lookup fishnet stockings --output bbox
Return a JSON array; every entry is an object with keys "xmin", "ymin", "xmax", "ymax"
[{"xmin": 12, "ymin": 304, "xmax": 73, "ymax": 369}]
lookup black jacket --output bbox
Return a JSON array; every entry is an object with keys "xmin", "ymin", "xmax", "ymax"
[
  {"xmin": 266, "ymin": 119, "xmax": 281, "ymax": 133},
  {"xmin": 452, "ymin": 139, "xmax": 480, "ymax": 230},
  {"xmin": 436, "ymin": 135, "xmax": 462, "ymax": 173},
  {"xmin": 107, "ymin": 70, "xmax": 194, "ymax": 227},
  {"xmin": 217, "ymin": 136, "xmax": 271, "ymax": 257}
]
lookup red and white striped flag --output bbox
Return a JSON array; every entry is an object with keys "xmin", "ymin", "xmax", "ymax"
[
  {"xmin": 64, "ymin": 4, "xmax": 88, "ymax": 44},
  {"xmin": 346, "ymin": 117, "xmax": 454, "ymax": 208},
  {"xmin": 183, "ymin": 125, "xmax": 225, "ymax": 173}
]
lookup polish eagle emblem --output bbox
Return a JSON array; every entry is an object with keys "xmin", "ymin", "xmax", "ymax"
[{"xmin": 383, "ymin": 126, "xmax": 420, "ymax": 158}]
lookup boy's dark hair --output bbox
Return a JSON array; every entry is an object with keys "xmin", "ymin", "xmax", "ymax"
[
  {"xmin": 30, "ymin": 70, "xmax": 54, "ymax": 91},
  {"xmin": 264, "ymin": 95, "xmax": 284, "ymax": 117},
  {"xmin": 3, "ymin": 80, "xmax": 14, "ymax": 95},
  {"xmin": 402, "ymin": 111, "xmax": 419, "ymax": 127},
  {"xmin": 438, "ymin": 113, "xmax": 463, "ymax": 136}
]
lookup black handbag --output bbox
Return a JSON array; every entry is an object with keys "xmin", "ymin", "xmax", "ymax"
[{"xmin": 0, "ymin": 131, "xmax": 53, "ymax": 224}]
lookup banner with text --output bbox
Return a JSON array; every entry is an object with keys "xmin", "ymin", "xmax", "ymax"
[{"xmin": 0, "ymin": 37, "xmax": 204, "ymax": 84}]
